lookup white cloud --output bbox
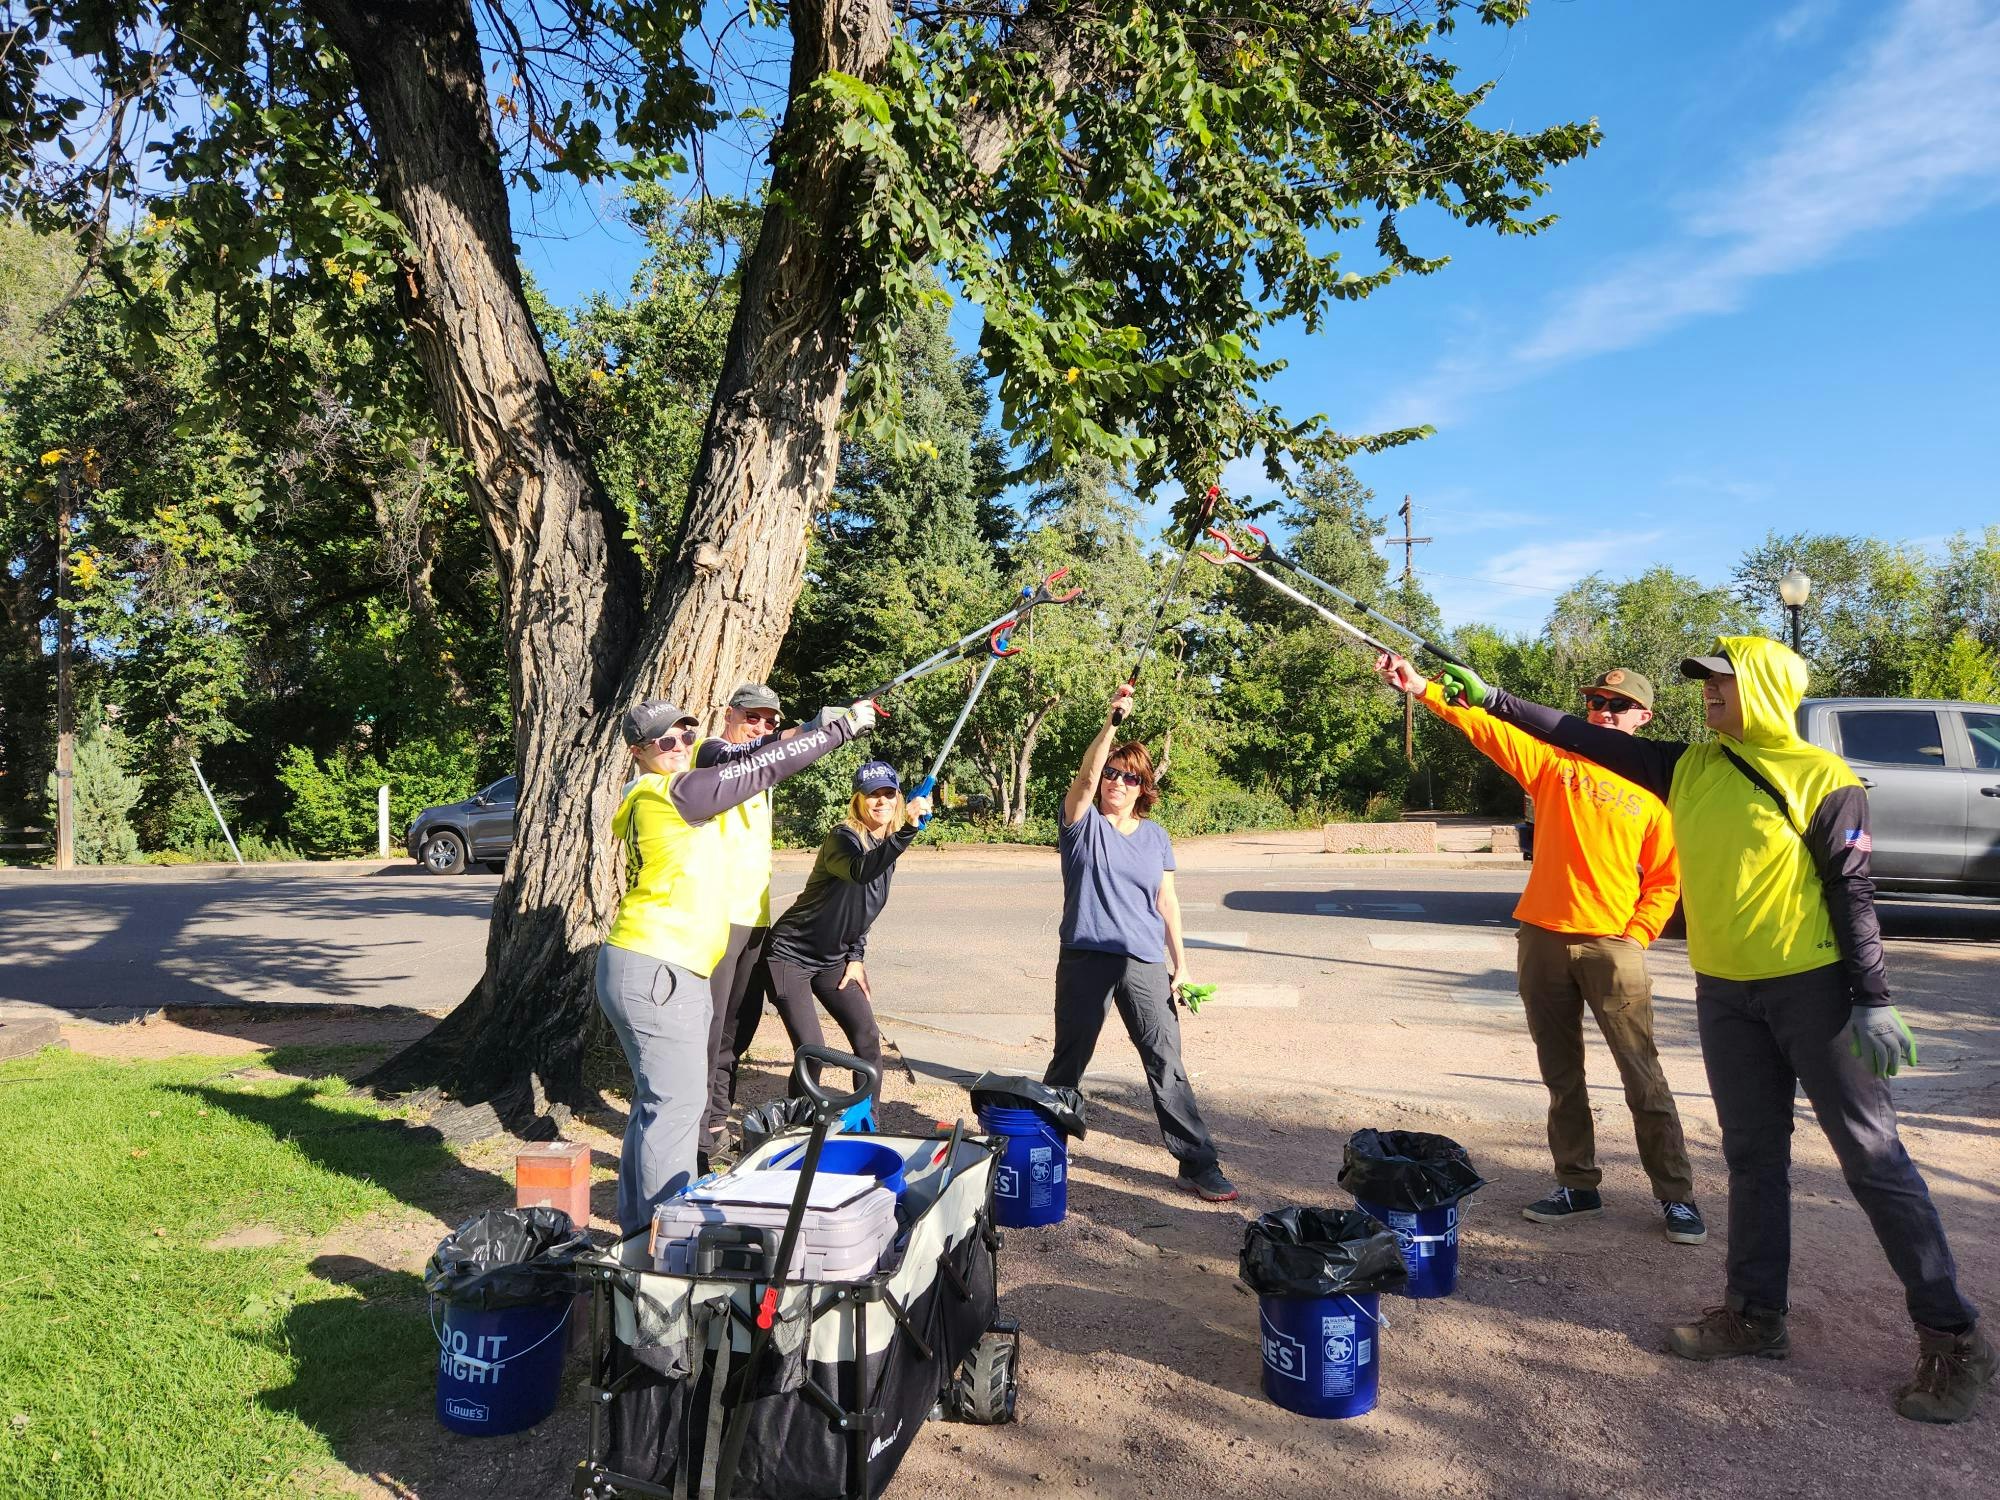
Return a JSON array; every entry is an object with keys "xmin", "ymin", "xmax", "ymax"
[
  {"xmin": 1419, "ymin": 529, "xmax": 1668, "ymax": 630},
  {"xmin": 1369, "ymin": 0, "xmax": 2000, "ymax": 431},
  {"xmin": 1770, "ymin": 0, "xmax": 1840, "ymax": 46}
]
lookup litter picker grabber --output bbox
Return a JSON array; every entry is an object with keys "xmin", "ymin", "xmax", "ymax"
[
  {"xmin": 1199, "ymin": 527, "xmax": 1401, "ymax": 660},
  {"xmin": 1110, "ymin": 483, "xmax": 1223, "ymax": 723},
  {"xmin": 710, "ymin": 1045, "xmax": 878, "ymax": 1500},
  {"xmin": 860, "ymin": 567, "xmax": 1083, "ymax": 705},
  {"xmin": 908, "ymin": 651, "xmax": 1000, "ymax": 828},
  {"xmin": 1227, "ymin": 524, "xmax": 1471, "ymax": 672}
]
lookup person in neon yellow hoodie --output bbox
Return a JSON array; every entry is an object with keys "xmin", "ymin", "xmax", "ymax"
[
  {"xmin": 1440, "ymin": 635, "xmax": 1991, "ymax": 1424},
  {"xmin": 597, "ymin": 695, "xmax": 873, "ymax": 1237}
]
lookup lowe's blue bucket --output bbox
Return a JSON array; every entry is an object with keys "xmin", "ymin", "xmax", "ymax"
[
  {"xmin": 1258, "ymin": 1291, "xmax": 1383, "ymax": 1418},
  {"xmin": 978, "ymin": 1103, "xmax": 1067, "ymax": 1227},
  {"xmin": 433, "ymin": 1294, "xmax": 572, "ymax": 1435},
  {"xmin": 1354, "ymin": 1199, "xmax": 1460, "ymax": 1299}
]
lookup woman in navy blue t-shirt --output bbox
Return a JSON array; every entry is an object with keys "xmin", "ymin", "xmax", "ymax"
[{"xmin": 1044, "ymin": 683, "xmax": 1234, "ymax": 1201}]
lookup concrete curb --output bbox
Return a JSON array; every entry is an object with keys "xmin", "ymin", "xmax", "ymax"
[{"xmin": 0, "ymin": 858, "xmax": 424, "ymax": 882}]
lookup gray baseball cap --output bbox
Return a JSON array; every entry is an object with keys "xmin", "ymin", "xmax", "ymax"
[
  {"xmin": 621, "ymin": 698, "xmax": 697, "ymax": 746},
  {"xmin": 727, "ymin": 682, "xmax": 782, "ymax": 712},
  {"xmin": 1679, "ymin": 651, "xmax": 1735, "ymax": 680}
]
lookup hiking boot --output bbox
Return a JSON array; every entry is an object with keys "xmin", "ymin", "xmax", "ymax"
[
  {"xmin": 1894, "ymin": 1323, "xmax": 1996, "ymax": 1424},
  {"xmin": 1667, "ymin": 1302, "xmax": 1789, "ymax": 1362},
  {"xmin": 1661, "ymin": 1200, "xmax": 1708, "ymax": 1246},
  {"xmin": 1178, "ymin": 1164, "xmax": 1239, "ymax": 1202},
  {"xmin": 1521, "ymin": 1186, "xmax": 1604, "ymax": 1225}
]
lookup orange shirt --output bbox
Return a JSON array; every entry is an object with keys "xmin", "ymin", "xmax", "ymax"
[{"xmin": 1423, "ymin": 682, "xmax": 1679, "ymax": 945}]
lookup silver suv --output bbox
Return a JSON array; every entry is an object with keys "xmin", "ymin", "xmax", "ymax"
[
  {"xmin": 406, "ymin": 775, "xmax": 516, "ymax": 874},
  {"xmin": 1797, "ymin": 699, "xmax": 2000, "ymax": 895}
]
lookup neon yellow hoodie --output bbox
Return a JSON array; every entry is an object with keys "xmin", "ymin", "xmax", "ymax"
[{"xmin": 1665, "ymin": 636, "xmax": 1859, "ymax": 982}]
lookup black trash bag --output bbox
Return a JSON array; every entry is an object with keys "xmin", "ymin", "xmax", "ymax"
[
  {"xmin": 739, "ymin": 1096, "xmax": 819, "ymax": 1155},
  {"xmin": 424, "ymin": 1206, "xmax": 591, "ymax": 1311},
  {"xmin": 966, "ymin": 1072, "xmax": 1087, "ymax": 1140},
  {"xmin": 1239, "ymin": 1208, "xmax": 1409, "ymax": 1299},
  {"xmin": 1336, "ymin": 1129, "xmax": 1487, "ymax": 1213}
]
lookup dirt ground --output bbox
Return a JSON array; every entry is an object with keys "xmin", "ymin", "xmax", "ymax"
[{"xmin": 63, "ymin": 989, "xmax": 1998, "ymax": 1500}]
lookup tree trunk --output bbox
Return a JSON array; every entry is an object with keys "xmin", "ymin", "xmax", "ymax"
[
  {"xmin": 1007, "ymin": 699, "xmax": 1055, "ymax": 828},
  {"xmin": 307, "ymin": 0, "xmax": 895, "ymax": 1121}
]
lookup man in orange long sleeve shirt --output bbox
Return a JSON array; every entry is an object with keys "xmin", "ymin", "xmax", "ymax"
[{"xmin": 1379, "ymin": 655, "xmax": 1705, "ymax": 1246}]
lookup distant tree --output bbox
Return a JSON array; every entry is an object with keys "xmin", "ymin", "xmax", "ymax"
[{"xmin": 49, "ymin": 713, "xmax": 139, "ymax": 864}]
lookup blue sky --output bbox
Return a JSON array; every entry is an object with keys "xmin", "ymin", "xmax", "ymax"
[{"xmin": 512, "ymin": 0, "xmax": 2000, "ymax": 634}]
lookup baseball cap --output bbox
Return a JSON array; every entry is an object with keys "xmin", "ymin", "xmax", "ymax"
[
  {"xmin": 1579, "ymin": 667, "xmax": 1655, "ymax": 709},
  {"xmin": 1680, "ymin": 651, "xmax": 1736, "ymax": 680},
  {"xmin": 728, "ymin": 682, "xmax": 782, "ymax": 712},
  {"xmin": 621, "ymin": 699, "xmax": 697, "ymax": 746},
  {"xmin": 853, "ymin": 760, "xmax": 901, "ymax": 794}
]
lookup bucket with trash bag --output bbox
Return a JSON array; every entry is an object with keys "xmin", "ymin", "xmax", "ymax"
[
  {"xmin": 424, "ymin": 1206, "xmax": 591, "ymax": 1436},
  {"xmin": 967, "ymin": 1073, "xmax": 1087, "ymax": 1229},
  {"xmin": 1240, "ymin": 1208, "xmax": 1409, "ymax": 1419},
  {"xmin": 1337, "ymin": 1129, "xmax": 1487, "ymax": 1299}
]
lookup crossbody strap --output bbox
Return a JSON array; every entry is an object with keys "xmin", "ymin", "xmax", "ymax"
[{"xmin": 1718, "ymin": 745, "xmax": 1807, "ymax": 839}]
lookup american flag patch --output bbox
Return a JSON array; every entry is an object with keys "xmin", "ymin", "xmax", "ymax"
[{"xmin": 1843, "ymin": 828, "xmax": 1873, "ymax": 852}]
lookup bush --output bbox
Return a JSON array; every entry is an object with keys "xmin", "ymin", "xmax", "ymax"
[
  {"xmin": 46, "ymin": 720, "xmax": 141, "ymax": 864},
  {"xmin": 1156, "ymin": 785, "xmax": 1304, "ymax": 839},
  {"xmin": 279, "ymin": 734, "xmax": 482, "ymax": 857},
  {"xmin": 143, "ymin": 835, "xmax": 303, "ymax": 865}
]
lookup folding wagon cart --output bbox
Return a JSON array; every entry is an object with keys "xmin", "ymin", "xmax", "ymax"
[{"xmin": 573, "ymin": 1047, "xmax": 1020, "ymax": 1500}]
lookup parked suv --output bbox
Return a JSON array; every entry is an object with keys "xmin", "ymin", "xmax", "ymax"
[
  {"xmin": 407, "ymin": 776, "xmax": 516, "ymax": 874},
  {"xmin": 1797, "ymin": 698, "xmax": 2000, "ymax": 895}
]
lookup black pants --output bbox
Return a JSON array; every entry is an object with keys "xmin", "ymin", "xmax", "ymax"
[
  {"xmin": 1698, "ymin": 964, "xmax": 1976, "ymax": 1331},
  {"xmin": 702, "ymin": 923, "xmax": 769, "ymax": 1143},
  {"xmin": 1044, "ymin": 946, "xmax": 1220, "ymax": 1173},
  {"xmin": 765, "ymin": 957, "xmax": 883, "ymax": 1108}
]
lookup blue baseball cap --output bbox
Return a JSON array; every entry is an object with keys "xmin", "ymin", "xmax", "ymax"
[{"xmin": 853, "ymin": 760, "xmax": 901, "ymax": 794}]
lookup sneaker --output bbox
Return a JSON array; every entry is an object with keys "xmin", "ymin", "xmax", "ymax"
[
  {"xmin": 1894, "ymin": 1323, "xmax": 1997, "ymax": 1424},
  {"xmin": 1667, "ymin": 1302, "xmax": 1790, "ymax": 1362},
  {"xmin": 1178, "ymin": 1164, "xmax": 1239, "ymax": 1202},
  {"xmin": 1661, "ymin": 1200, "xmax": 1708, "ymax": 1246},
  {"xmin": 1521, "ymin": 1186, "xmax": 1604, "ymax": 1225}
]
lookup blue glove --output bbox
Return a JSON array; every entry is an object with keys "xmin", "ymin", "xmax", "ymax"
[
  {"xmin": 1439, "ymin": 663, "xmax": 1491, "ymax": 708},
  {"xmin": 1846, "ymin": 1005, "xmax": 1917, "ymax": 1077}
]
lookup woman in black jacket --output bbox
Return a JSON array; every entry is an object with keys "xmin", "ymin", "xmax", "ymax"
[{"xmin": 763, "ymin": 760, "xmax": 931, "ymax": 1109}]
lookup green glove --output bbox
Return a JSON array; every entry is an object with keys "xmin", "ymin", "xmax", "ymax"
[
  {"xmin": 1847, "ymin": 1005, "xmax": 1917, "ymax": 1077},
  {"xmin": 1439, "ymin": 663, "xmax": 1491, "ymax": 708},
  {"xmin": 1176, "ymin": 982, "xmax": 1217, "ymax": 1014}
]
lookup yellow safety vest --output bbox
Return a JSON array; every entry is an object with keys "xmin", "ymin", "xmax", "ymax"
[
  {"xmin": 603, "ymin": 772, "xmax": 730, "ymax": 977},
  {"xmin": 703, "ymin": 739, "xmax": 774, "ymax": 928}
]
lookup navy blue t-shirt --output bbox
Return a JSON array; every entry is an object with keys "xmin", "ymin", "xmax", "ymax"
[{"xmin": 1058, "ymin": 805, "xmax": 1176, "ymax": 963}]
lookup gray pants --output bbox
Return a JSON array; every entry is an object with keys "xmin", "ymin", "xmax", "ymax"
[
  {"xmin": 1045, "ymin": 946, "xmax": 1220, "ymax": 1173},
  {"xmin": 595, "ymin": 944, "xmax": 712, "ymax": 1237},
  {"xmin": 1698, "ymin": 964, "xmax": 1976, "ymax": 1331}
]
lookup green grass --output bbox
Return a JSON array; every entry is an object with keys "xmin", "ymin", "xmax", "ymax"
[{"xmin": 0, "ymin": 1048, "xmax": 490, "ymax": 1497}]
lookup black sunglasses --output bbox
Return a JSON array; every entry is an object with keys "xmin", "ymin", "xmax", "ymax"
[
  {"xmin": 650, "ymin": 726, "xmax": 698, "ymax": 749},
  {"xmin": 1585, "ymin": 694, "xmax": 1639, "ymax": 714},
  {"xmin": 1101, "ymin": 768, "xmax": 1145, "ymax": 788}
]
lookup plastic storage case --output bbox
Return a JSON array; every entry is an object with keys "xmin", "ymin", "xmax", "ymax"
[{"xmin": 649, "ymin": 1170, "xmax": 901, "ymax": 1282}]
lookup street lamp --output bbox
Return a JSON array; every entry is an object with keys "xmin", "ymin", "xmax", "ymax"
[{"xmin": 1778, "ymin": 571, "xmax": 1811, "ymax": 653}]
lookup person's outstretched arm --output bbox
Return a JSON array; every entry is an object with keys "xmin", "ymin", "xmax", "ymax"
[
  {"xmin": 1442, "ymin": 666, "xmax": 1686, "ymax": 803},
  {"xmin": 824, "ymin": 821, "xmax": 921, "ymax": 887},
  {"xmin": 1064, "ymin": 685, "xmax": 1132, "ymax": 827},
  {"xmin": 1375, "ymin": 654, "xmax": 1550, "ymax": 792},
  {"xmin": 669, "ymin": 704, "xmax": 873, "ymax": 823}
]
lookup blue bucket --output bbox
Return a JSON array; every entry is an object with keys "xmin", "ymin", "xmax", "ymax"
[
  {"xmin": 1258, "ymin": 1292, "xmax": 1383, "ymax": 1418},
  {"xmin": 779, "ymin": 1138, "xmax": 908, "ymax": 1195},
  {"xmin": 1354, "ymin": 1199, "xmax": 1460, "ymax": 1299},
  {"xmin": 977, "ymin": 1103, "xmax": 1067, "ymax": 1227},
  {"xmin": 433, "ymin": 1294, "xmax": 572, "ymax": 1436}
]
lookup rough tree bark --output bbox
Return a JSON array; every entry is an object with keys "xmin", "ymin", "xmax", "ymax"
[{"xmin": 307, "ymin": 0, "xmax": 899, "ymax": 1124}]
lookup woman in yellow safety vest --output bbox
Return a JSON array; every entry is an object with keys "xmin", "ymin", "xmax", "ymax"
[{"xmin": 597, "ymin": 695, "xmax": 874, "ymax": 1235}]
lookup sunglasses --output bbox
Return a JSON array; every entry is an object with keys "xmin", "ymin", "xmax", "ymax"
[
  {"xmin": 1101, "ymin": 768, "xmax": 1145, "ymax": 788},
  {"xmin": 1585, "ymin": 694, "xmax": 1639, "ymax": 714},
  {"xmin": 650, "ymin": 727, "xmax": 698, "ymax": 749},
  {"xmin": 739, "ymin": 709, "xmax": 779, "ymax": 726}
]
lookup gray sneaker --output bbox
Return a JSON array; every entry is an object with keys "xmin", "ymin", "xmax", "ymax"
[{"xmin": 1522, "ymin": 1186, "xmax": 1604, "ymax": 1225}]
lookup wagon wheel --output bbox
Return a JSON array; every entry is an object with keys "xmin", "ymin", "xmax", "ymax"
[{"xmin": 952, "ymin": 1327, "xmax": 1019, "ymax": 1425}]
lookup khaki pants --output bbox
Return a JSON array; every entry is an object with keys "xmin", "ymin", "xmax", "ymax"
[{"xmin": 1516, "ymin": 923, "xmax": 1694, "ymax": 1203}]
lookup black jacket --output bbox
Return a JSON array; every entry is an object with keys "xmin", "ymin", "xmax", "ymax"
[{"xmin": 765, "ymin": 823, "xmax": 920, "ymax": 971}]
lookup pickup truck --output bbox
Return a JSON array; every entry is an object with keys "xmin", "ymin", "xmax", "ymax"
[{"xmin": 1797, "ymin": 697, "xmax": 2000, "ymax": 896}]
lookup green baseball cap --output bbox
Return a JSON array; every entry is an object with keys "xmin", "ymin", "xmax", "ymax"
[{"xmin": 1578, "ymin": 668, "xmax": 1654, "ymax": 710}]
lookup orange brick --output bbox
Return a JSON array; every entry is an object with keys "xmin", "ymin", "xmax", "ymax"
[{"xmin": 515, "ymin": 1141, "xmax": 592, "ymax": 1227}]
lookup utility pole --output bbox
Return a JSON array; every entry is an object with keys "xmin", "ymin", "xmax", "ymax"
[
  {"xmin": 1394, "ymin": 495, "xmax": 1432, "ymax": 769},
  {"xmin": 54, "ymin": 475, "xmax": 74, "ymax": 870}
]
